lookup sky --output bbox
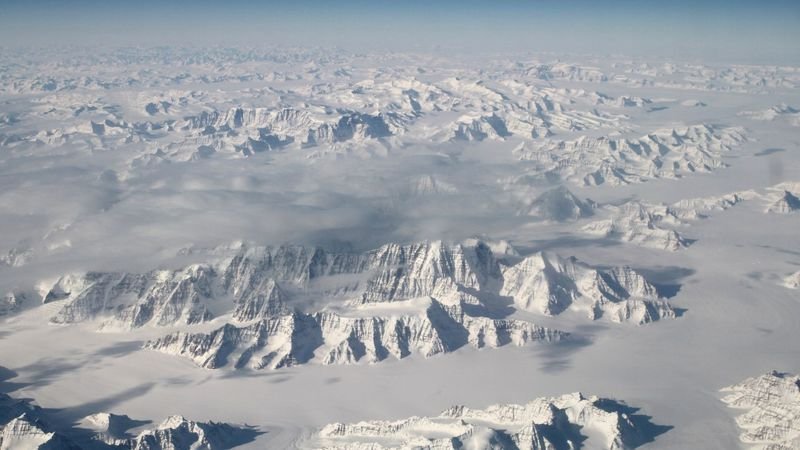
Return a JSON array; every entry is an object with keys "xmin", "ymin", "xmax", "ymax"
[{"xmin": 0, "ymin": 0, "xmax": 798, "ymax": 63}]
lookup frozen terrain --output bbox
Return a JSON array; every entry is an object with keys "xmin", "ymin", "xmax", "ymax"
[
  {"xmin": 0, "ymin": 45, "xmax": 799, "ymax": 449},
  {"xmin": 301, "ymin": 392, "xmax": 669, "ymax": 449},
  {"xmin": 721, "ymin": 371, "xmax": 800, "ymax": 449}
]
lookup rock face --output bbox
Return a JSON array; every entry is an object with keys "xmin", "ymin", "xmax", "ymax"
[
  {"xmin": 514, "ymin": 124, "xmax": 747, "ymax": 186},
  {"xmin": 500, "ymin": 252, "xmax": 672, "ymax": 324},
  {"xmin": 302, "ymin": 392, "xmax": 667, "ymax": 449},
  {"xmin": 721, "ymin": 371, "xmax": 800, "ymax": 449},
  {"xmin": 519, "ymin": 185, "xmax": 595, "ymax": 222},
  {"xmin": 144, "ymin": 299, "xmax": 565, "ymax": 370}
]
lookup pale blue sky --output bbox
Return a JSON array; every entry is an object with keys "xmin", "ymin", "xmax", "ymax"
[{"xmin": 0, "ymin": 0, "xmax": 797, "ymax": 63}]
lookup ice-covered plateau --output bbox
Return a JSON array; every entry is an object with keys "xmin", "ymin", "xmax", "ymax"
[
  {"xmin": 300, "ymin": 392, "xmax": 667, "ymax": 450},
  {"xmin": 721, "ymin": 371, "xmax": 800, "ymax": 449}
]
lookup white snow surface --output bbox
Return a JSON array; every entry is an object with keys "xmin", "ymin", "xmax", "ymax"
[{"xmin": 0, "ymin": 47, "xmax": 799, "ymax": 449}]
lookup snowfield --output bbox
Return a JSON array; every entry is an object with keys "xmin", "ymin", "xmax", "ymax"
[{"xmin": 0, "ymin": 46, "xmax": 798, "ymax": 449}]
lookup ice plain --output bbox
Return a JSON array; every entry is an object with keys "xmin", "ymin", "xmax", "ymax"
[{"xmin": 0, "ymin": 47, "xmax": 799, "ymax": 449}]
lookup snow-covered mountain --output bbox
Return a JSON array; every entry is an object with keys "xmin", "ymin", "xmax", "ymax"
[
  {"xmin": 583, "ymin": 201, "xmax": 692, "ymax": 251},
  {"xmin": 1, "ymin": 44, "xmax": 799, "ymax": 449},
  {"xmin": 514, "ymin": 124, "xmax": 747, "ymax": 186},
  {"xmin": 37, "ymin": 240, "xmax": 675, "ymax": 332},
  {"xmin": 500, "ymin": 252, "xmax": 672, "ymax": 323},
  {"xmin": 721, "ymin": 371, "xmax": 800, "ymax": 449},
  {"xmin": 739, "ymin": 103, "xmax": 800, "ymax": 123},
  {"xmin": 583, "ymin": 190, "xmax": 757, "ymax": 251},
  {"xmin": 766, "ymin": 191, "xmax": 800, "ymax": 214},
  {"xmin": 144, "ymin": 299, "xmax": 565, "ymax": 370},
  {"xmin": 301, "ymin": 392, "xmax": 666, "ymax": 449},
  {"xmin": 784, "ymin": 271, "xmax": 800, "ymax": 289},
  {"xmin": 518, "ymin": 185, "xmax": 596, "ymax": 222},
  {"xmin": 0, "ymin": 391, "xmax": 259, "ymax": 450}
]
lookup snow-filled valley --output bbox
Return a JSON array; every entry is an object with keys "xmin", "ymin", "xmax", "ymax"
[{"xmin": 0, "ymin": 46, "xmax": 799, "ymax": 449}]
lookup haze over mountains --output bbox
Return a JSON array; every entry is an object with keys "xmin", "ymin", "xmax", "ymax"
[{"xmin": 0, "ymin": 1, "xmax": 799, "ymax": 448}]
